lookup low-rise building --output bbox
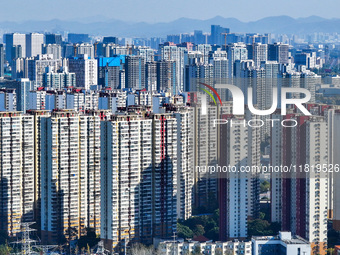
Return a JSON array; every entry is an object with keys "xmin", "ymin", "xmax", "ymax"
[
  {"xmin": 157, "ymin": 239, "xmax": 252, "ymax": 255},
  {"xmin": 252, "ymin": 232, "xmax": 311, "ymax": 255}
]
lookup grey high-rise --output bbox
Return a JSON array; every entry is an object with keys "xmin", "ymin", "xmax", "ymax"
[
  {"xmin": 45, "ymin": 34, "xmax": 62, "ymax": 45},
  {"xmin": 0, "ymin": 44, "xmax": 4, "ymax": 77},
  {"xmin": 210, "ymin": 25, "xmax": 230, "ymax": 45},
  {"xmin": 4, "ymin": 33, "xmax": 26, "ymax": 62},
  {"xmin": 125, "ymin": 55, "xmax": 145, "ymax": 89}
]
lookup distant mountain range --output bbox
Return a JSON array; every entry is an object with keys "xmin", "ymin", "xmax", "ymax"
[{"xmin": 1, "ymin": 15, "xmax": 340, "ymax": 37}]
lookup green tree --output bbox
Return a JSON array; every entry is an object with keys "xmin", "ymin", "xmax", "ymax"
[
  {"xmin": 193, "ymin": 225, "xmax": 205, "ymax": 237},
  {"xmin": 177, "ymin": 223, "xmax": 194, "ymax": 239},
  {"xmin": 248, "ymin": 219, "xmax": 280, "ymax": 237},
  {"xmin": 191, "ymin": 246, "xmax": 202, "ymax": 255},
  {"xmin": 259, "ymin": 212, "xmax": 265, "ymax": 220},
  {"xmin": 178, "ymin": 209, "xmax": 219, "ymax": 241},
  {"xmin": 212, "ymin": 209, "xmax": 219, "ymax": 223},
  {"xmin": 328, "ymin": 248, "xmax": 335, "ymax": 255},
  {"xmin": 260, "ymin": 180, "xmax": 270, "ymax": 193},
  {"xmin": 0, "ymin": 243, "xmax": 11, "ymax": 255},
  {"xmin": 205, "ymin": 218, "xmax": 217, "ymax": 230}
]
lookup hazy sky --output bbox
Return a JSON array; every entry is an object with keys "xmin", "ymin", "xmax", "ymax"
[{"xmin": 0, "ymin": 0, "xmax": 339, "ymax": 23}]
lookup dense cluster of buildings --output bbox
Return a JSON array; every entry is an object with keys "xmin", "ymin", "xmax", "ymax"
[{"xmin": 1, "ymin": 26, "xmax": 340, "ymax": 255}]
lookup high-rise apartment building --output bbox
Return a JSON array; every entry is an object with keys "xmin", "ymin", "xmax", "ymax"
[
  {"xmin": 268, "ymin": 43, "xmax": 289, "ymax": 64},
  {"xmin": 194, "ymin": 30, "xmax": 206, "ymax": 44},
  {"xmin": 0, "ymin": 89, "xmax": 16, "ymax": 111},
  {"xmin": 45, "ymin": 34, "xmax": 62, "ymax": 45},
  {"xmin": 69, "ymin": 54, "xmax": 98, "ymax": 90},
  {"xmin": 145, "ymin": 62, "xmax": 157, "ymax": 92},
  {"xmin": 174, "ymin": 109, "xmax": 194, "ymax": 220},
  {"xmin": 193, "ymin": 103, "xmax": 218, "ymax": 208},
  {"xmin": 26, "ymin": 33, "xmax": 44, "ymax": 58},
  {"xmin": 0, "ymin": 112, "xmax": 34, "ymax": 236},
  {"xmin": 101, "ymin": 114, "xmax": 178, "ymax": 253},
  {"xmin": 40, "ymin": 110, "xmax": 101, "ymax": 243},
  {"xmin": 68, "ymin": 34, "xmax": 90, "ymax": 44},
  {"xmin": 270, "ymin": 114, "xmax": 328, "ymax": 255},
  {"xmin": 102, "ymin": 37, "xmax": 119, "ymax": 45},
  {"xmin": 97, "ymin": 57, "xmax": 121, "ymax": 89},
  {"xmin": 213, "ymin": 56, "xmax": 229, "ymax": 81},
  {"xmin": 42, "ymin": 68, "xmax": 76, "ymax": 89},
  {"xmin": 4, "ymin": 33, "xmax": 26, "ymax": 61},
  {"xmin": 157, "ymin": 60, "xmax": 177, "ymax": 94},
  {"xmin": 0, "ymin": 44, "xmax": 4, "ymax": 78},
  {"xmin": 152, "ymin": 114, "xmax": 178, "ymax": 239},
  {"xmin": 159, "ymin": 45, "xmax": 187, "ymax": 91},
  {"xmin": 100, "ymin": 114, "xmax": 153, "ymax": 251},
  {"xmin": 196, "ymin": 44, "xmax": 212, "ymax": 65},
  {"xmin": 42, "ymin": 44, "xmax": 62, "ymax": 60},
  {"xmin": 247, "ymin": 43, "xmax": 268, "ymax": 68},
  {"xmin": 34, "ymin": 54, "xmax": 65, "ymax": 87},
  {"xmin": 125, "ymin": 55, "xmax": 145, "ymax": 90},
  {"xmin": 219, "ymin": 111, "xmax": 261, "ymax": 240},
  {"xmin": 185, "ymin": 63, "xmax": 214, "ymax": 92},
  {"xmin": 213, "ymin": 55, "xmax": 230, "ymax": 101},
  {"xmin": 3, "ymin": 78, "xmax": 34, "ymax": 112},
  {"xmin": 76, "ymin": 43, "xmax": 95, "ymax": 59},
  {"xmin": 133, "ymin": 48, "xmax": 154, "ymax": 63},
  {"xmin": 26, "ymin": 110, "xmax": 51, "ymax": 225},
  {"xmin": 210, "ymin": 25, "xmax": 230, "ymax": 45},
  {"xmin": 11, "ymin": 45, "xmax": 23, "ymax": 61},
  {"xmin": 226, "ymin": 43, "xmax": 248, "ymax": 78},
  {"xmin": 326, "ymin": 108, "xmax": 340, "ymax": 230},
  {"xmin": 29, "ymin": 90, "xmax": 46, "ymax": 110}
]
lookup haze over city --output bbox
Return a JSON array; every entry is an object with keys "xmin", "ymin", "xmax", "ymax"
[{"xmin": 0, "ymin": 0, "xmax": 339, "ymax": 23}]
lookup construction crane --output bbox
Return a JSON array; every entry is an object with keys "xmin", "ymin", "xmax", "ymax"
[
  {"xmin": 94, "ymin": 41, "xmax": 99, "ymax": 58},
  {"xmin": 221, "ymin": 33, "xmax": 229, "ymax": 50}
]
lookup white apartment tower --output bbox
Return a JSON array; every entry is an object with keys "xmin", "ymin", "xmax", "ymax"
[
  {"xmin": 159, "ymin": 45, "xmax": 187, "ymax": 91},
  {"xmin": 68, "ymin": 54, "xmax": 98, "ymax": 89},
  {"xmin": 101, "ymin": 114, "xmax": 178, "ymax": 253},
  {"xmin": 34, "ymin": 54, "xmax": 65, "ymax": 87},
  {"xmin": 252, "ymin": 43, "xmax": 268, "ymax": 68},
  {"xmin": 40, "ymin": 110, "xmax": 101, "ymax": 244},
  {"xmin": 270, "ymin": 114, "xmax": 328, "ymax": 255},
  {"xmin": 227, "ymin": 43, "xmax": 248, "ymax": 78},
  {"xmin": 42, "ymin": 44, "xmax": 62, "ymax": 60},
  {"xmin": 101, "ymin": 115, "xmax": 153, "ymax": 251},
  {"xmin": 326, "ymin": 108, "xmax": 340, "ymax": 230},
  {"xmin": 0, "ymin": 112, "xmax": 34, "ymax": 236},
  {"xmin": 219, "ymin": 111, "xmax": 261, "ymax": 240},
  {"xmin": 26, "ymin": 33, "xmax": 44, "ymax": 58},
  {"xmin": 174, "ymin": 109, "xmax": 194, "ymax": 220},
  {"xmin": 26, "ymin": 110, "xmax": 51, "ymax": 225},
  {"xmin": 5, "ymin": 33, "xmax": 26, "ymax": 61},
  {"xmin": 193, "ymin": 103, "xmax": 218, "ymax": 208}
]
